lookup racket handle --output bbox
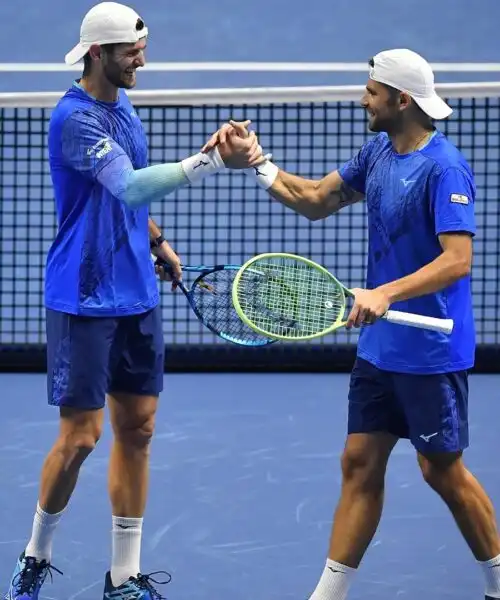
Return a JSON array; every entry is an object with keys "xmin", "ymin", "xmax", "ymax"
[{"xmin": 383, "ymin": 310, "xmax": 454, "ymax": 334}]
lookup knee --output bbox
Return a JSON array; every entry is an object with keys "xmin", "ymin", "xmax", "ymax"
[
  {"xmin": 418, "ymin": 452, "xmax": 465, "ymax": 501},
  {"xmin": 341, "ymin": 446, "xmax": 386, "ymax": 493},
  {"xmin": 114, "ymin": 413, "xmax": 156, "ymax": 449},
  {"xmin": 57, "ymin": 415, "xmax": 102, "ymax": 467}
]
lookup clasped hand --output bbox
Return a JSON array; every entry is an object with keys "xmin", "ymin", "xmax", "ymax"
[{"xmin": 202, "ymin": 119, "xmax": 268, "ymax": 169}]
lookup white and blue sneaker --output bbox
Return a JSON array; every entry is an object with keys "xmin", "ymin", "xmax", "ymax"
[
  {"xmin": 4, "ymin": 552, "xmax": 62, "ymax": 600},
  {"xmin": 103, "ymin": 571, "xmax": 171, "ymax": 599}
]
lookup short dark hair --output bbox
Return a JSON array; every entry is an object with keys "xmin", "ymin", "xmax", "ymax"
[
  {"xmin": 82, "ymin": 52, "xmax": 92, "ymax": 77},
  {"xmin": 82, "ymin": 43, "xmax": 118, "ymax": 77}
]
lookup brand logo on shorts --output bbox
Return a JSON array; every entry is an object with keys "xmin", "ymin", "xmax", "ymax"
[{"xmin": 419, "ymin": 432, "xmax": 439, "ymax": 442}]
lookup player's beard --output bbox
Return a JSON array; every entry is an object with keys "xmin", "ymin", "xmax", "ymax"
[
  {"xmin": 367, "ymin": 110, "xmax": 403, "ymax": 134},
  {"xmin": 103, "ymin": 61, "xmax": 137, "ymax": 90},
  {"xmin": 367, "ymin": 111, "xmax": 390, "ymax": 133},
  {"xmin": 367, "ymin": 95, "xmax": 402, "ymax": 133}
]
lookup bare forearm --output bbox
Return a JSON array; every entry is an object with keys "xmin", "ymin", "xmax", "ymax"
[
  {"xmin": 378, "ymin": 252, "xmax": 470, "ymax": 303},
  {"xmin": 267, "ymin": 170, "xmax": 360, "ymax": 221},
  {"xmin": 266, "ymin": 171, "xmax": 322, "ymax": 218},
  {"xmin": 148, "ymin": 217, "xmax": 162, "ymax": 241}
]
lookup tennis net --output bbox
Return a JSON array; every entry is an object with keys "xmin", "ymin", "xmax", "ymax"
[{"xmin": 1, "ymin": 83, "xmax": 499, "ymax": 372}]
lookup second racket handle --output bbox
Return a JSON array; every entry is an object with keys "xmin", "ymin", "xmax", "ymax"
[{"xmin": 383, "ymin": 310, "xmax": 454, "ymax": 334}]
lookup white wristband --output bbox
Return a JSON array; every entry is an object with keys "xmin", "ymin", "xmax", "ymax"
[
  {"xmin": 181, "ymin": 147, "xmax": 225, "ymax": 184},
  {"xmin": 245, "ymin": 159, "xmax": 279, "ymax": 190}
]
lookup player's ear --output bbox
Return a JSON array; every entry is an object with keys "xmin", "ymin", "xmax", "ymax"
[
  {"xmin": 398, "ymin": 92, "xmax": 412, "ymax": 113},
  {"xmin": 88, "ymin": 44, "xmax": 102, "ymax": 62}
]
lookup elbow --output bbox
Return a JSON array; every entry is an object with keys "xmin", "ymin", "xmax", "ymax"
[
  {"xmin": 115, "ymin": 170, "xmax": 141, "ymax": 208},
  {"xmin": 302, "ymin": 185, "xmax": 329, "ymax": 221},
  {"xmin": 439, "ymin": 234, "xmax": 473, "ymax": 282},
  {"xmin": 305, "ymin": 210, "xmax": 324, "ymax": 222},
  {"xmin": 449, "ymin": 255, "xmax": 471, "ymax": 281},
  {"xmin": 313, "ymin": 203, "xmax": 342, "ymax": 220},
  {"xmin": 119, "ymin": 170, "xmax": 151, "ymax": 208},
  {"xmin": 456, "ymin": 258, "xmax": 471, "ymax": 279},
  {"xmin": 300, "ymin": 205, "xmax": 326, "ymax": 221},
  {"xmin": 120, "ymin": 191, "xmax": 148, "ymax": 209}
]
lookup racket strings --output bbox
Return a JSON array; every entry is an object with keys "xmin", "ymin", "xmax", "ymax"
[
  {"xmin": 237, "ymin": 259, "xmax": 345, "ymax": 338},
  {"xmin": 190, "ymin": 269, "xmax": 270, "ymax": 344}
]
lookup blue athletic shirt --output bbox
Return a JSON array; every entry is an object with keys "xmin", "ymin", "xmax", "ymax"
[
  {"xmin": 46, "ymin": 82, "xmax": 158, "ymax": 316},
  {"xmin": 339, "ymin": 130, "xmax": 476, "ymax": 374}
]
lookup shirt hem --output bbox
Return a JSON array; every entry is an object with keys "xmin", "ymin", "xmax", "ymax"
[
  {"xmin": 357, "ymin": 348, "xmax": 474, "ymax": 374},
  {"xmin": 45, "ymin": 294, "xmax": 159, "ymax": 317}
]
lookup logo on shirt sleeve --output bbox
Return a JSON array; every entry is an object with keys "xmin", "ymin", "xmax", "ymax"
[
  {"xmin": 87, "ymin": 137, "xmax": 113, "ymax": 159},
  {"xmin": 450, "ymin": 193, "xmax": 469, "ymax": 205}
]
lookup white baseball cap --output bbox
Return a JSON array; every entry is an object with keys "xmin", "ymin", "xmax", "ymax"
[
  {"xmin": 65, "ymin": 2, "xmax": 148, "ymax": 66},
  {"xmin": 369, "ymin": 48, "xmax": 452, "ymax": 120}
]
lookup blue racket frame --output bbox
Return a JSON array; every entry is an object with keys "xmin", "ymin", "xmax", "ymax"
[{"xmin": 154, "ymin": 258, "xmax": 275, "ymax": 347}]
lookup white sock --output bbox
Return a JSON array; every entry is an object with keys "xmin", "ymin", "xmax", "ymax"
[
  {"xmin": 480, "ymin": 554, "xmax": 500, "ymax": 598},
  {"xmin": 24, "ymin": 502, "xmax": 65, "ymax": 563},
  {"xmin": 309, "ymin": 558, "xmax": 356, "ymax": 600},
  {"xmin": 111, "ymin": 516, "xmax": 143, "ymax": 588}
]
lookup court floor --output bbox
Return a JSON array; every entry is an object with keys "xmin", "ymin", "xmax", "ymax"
[{"xmin": 0, "ymin": 372, "xmax": 498, "ymax": 599}]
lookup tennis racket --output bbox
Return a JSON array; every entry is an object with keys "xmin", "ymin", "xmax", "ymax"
[
  {"xmin": 153, "ymin": 256, "xmax": 274, "ymax": 347},
  {"xmin": 231, "ymin": 252, "xmax": 454, "ymax": 341}
]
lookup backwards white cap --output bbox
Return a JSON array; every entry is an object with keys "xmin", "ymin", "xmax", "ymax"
[
  {"xmin": 65, "ymin": 2, "xmax": 148, "ymax": 66},
  {"xmin": 369, "ymin": 48, "xmax": 452, "ymax": 120}
]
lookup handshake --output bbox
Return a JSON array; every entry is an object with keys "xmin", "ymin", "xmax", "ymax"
[
  {"xmin": 201, "ymin": 119, "xmax": 269, "ymax": 170},
  {"xmin": 181, "ymin": 118, "xmax": 279, "ymax": 191}
]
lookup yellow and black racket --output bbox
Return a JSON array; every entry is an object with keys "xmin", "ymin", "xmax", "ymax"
[{"xmin": 232, "ymin": 253, "xmax": 453, "ymax": 341}]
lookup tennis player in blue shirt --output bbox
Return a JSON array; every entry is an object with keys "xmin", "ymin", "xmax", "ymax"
[
  {"xmin": 4, "ymin": 3, "xmax": 263, "ymax": 600},
  {"xmin": 206, "ymin": 49, "xmax": 500, "ymax": 600}
]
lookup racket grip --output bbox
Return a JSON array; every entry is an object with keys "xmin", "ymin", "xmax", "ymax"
[{"xmin": 383, "ymin": 310, "xmax": 454, "ymax": 334}]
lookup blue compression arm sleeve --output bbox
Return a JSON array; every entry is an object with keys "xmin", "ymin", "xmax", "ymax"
[
  {"xmin": 120, "ymin": 162, "xmax": 189, "ymax": 208},
  {"xmin": 120, "ymin": 147, "xmax": 226, "ymax": 207}
]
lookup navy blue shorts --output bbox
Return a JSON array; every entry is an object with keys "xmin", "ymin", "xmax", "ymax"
[
  {"xmin": 348, "ymin": 357, "xmax": 469, "ymax": 453},
  {"xmin": 46, "ymin": 307, "xmax": 164, "ymax": 410}
]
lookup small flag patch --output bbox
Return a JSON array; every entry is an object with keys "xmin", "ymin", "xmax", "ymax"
[{"xmin": 450, "ymin": 193, "xmax": 469, "ymax": 205}]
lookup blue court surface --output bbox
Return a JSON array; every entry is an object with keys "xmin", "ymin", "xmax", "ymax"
[
  {"xmin": 0, "ymin": 372, "xmax": 499, "ymax": 599},
  {"xmin": 2, "ymin": 0, "xmax": 500, "ymax": 599}
]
